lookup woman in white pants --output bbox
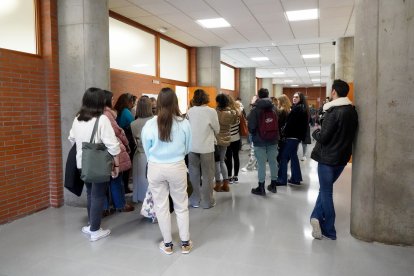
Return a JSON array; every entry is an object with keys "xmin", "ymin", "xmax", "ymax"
[{"xmin": 141, "ymin": 87, "xmax": 192, "ymax": 255}]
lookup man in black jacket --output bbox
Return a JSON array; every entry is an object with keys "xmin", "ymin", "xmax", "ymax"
[
  {"xmin": 310, "ymin": 79, "xmax": 358, "ymax": 240},
  {"xmin": 247, "ymin": 88, "xmax": 279, "ymax": 196}
]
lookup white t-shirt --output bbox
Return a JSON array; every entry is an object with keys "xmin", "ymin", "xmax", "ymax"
[{"xmin": 68, "ymin": 115, "xmax": 121, "ymax": 169}]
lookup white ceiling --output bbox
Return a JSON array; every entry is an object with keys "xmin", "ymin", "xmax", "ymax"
[{"xmin": 109, "ymin": 0, "xmax": 355, "ymax": 86}]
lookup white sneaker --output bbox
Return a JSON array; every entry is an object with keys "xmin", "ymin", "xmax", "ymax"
[
  {"xmin": 301, "ymin": 156, "xmax": 307, "ymax": 161},
  {"xmin": 241, "ymin": 167, "xmax": 248, "ymax": 172},
  {"xmin": 81, "ymin": 225, "xmax": 91, "ymax": 235},
  {"xmin": 310, "ymin": 218, "xmax": 322, "ymax": 240},
  {"xmin": 90, "ymin": 228, "xmax": 111, "ymax": 242}
]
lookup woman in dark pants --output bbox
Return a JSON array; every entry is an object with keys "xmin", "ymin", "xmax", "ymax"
[{"xmin": 69, "ymin": 87, "xmax": 121, "ymax": 241}]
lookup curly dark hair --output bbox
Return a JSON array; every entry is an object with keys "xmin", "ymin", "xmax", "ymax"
[
  {"xmin": 192, "ymin": 89, "xmax": 210, "ymax": 106},
  {"xmin": 215, "ymin": 93, "xmax": 229, "ymax": 110}
]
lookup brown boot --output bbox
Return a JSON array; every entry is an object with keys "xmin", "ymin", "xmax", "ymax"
[
  {"xmin": 214, "ymin": 181, "xmax": 222, "ymax": 192},
  {"xmin": 220, "ymin": 179, "xmax": 230, "ymax": 192}
]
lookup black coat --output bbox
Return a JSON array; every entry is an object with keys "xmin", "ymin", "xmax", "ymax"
[
  {"xmin": 282, "ymin": 104, "xmax": 308, "ymax": 141},
  {"xmin": 64, "ymin": 144, "xmax": 84, "ymax": 196},
  {"xmin": 247, "ymin": 98, "xmax": 279, "ymax": 147},
  {"xmin": 311, "ymin": 104, "xmax": 358, "ymax": 166}
]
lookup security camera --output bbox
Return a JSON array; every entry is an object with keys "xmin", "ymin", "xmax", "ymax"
[{"xmin": 332, "ymin": 41, "xmax": 336, "ymax": 46}]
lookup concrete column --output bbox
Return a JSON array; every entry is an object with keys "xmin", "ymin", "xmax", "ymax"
[
  {"xmin": 261, "ymin": 78, "xmax": 273, "ymax": 95},
  {"xmin": 335, "ymin": 37, "xmax": 354, "ymax": 83},
  {"xmin": 351, "ymin": 0, "xmax": 414, "ymax": 245},
  {"xmin": 196, "ymin": 47, "xmax": 221, "ymax": 93},
  {"xmin": 239, "ymin": 68, "xmax": 256, "ymax": 113},
  {"xmin": 274, "ymin": 84, "xmax": 283, "ymax": 97},
  {"xmin": 58, "ymin": 0, "xmax": 110, "ymax": 205},
  {"xmin": 326, "ymin": 63, "xmax": 335, "ymax": 97}
]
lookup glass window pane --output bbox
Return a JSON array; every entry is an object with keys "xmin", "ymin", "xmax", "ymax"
[
  {"xmin": 109, "ymin": 18, "xmax": 156, "ymax": 76},
  {"xmin": 175, "ymin": 86, "xmax": 188, "ymax": 114},
  {"xmin": 0, "ymin": 0, "xmax": 36, "ymax": 54},
  {"xmin": 160, "ymin": 39, "xmax": 188, "ymax": 82},
  {"xmin": 221, "ymin": 64, "xmax": 235, "ymax": 90}
]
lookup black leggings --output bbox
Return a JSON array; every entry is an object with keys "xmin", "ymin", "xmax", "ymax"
[{"xmin": 225, "ymin": 140, "xmax": 241, "ymax": 177}]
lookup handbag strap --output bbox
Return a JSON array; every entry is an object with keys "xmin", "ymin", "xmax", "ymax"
[{"xmin": 89, "ymin": 116, "xmax": 101, "ymax": 143}]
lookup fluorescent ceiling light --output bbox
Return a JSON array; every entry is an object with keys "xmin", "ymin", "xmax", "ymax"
[
  {"xmin": 291, "ymin": 84, "xmax": 299, "ymax": 87},
  {"xmin": 286, "ymin": 9, "xmax": 318, "ymax": 22},
  {"xmin": 311, "ymin": 78, "xmax": 321, "ymax": 82},
  {"xmin": 308, "ymin": 70, "xmax": 320, "ymax": 74},
  {"xmin": 133, "ymin": 64, "xmax": 148, "ymax": 68},
  {"xmin": 284, "ymin": 80, "xmax": 293, "ymax": 83},
  {"xmin": 313, "ymin": 84, "xmax": 321, "ymax": 86},
  {"xmin": 272, "ymin": 71, "xmax": 285, "ymax": 75},
  {"xmin": 251, "ymin": 57, "xmax": 269, "ymax": 61},
  {"xmin": 197, "ymin": 18, "xmax": 231, "ymax": 28},
  {"xmin": 302, "ymin": 54, "xmax": 320, "ymax": 59}
]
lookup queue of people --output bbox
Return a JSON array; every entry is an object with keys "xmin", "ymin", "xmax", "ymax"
[{"xmin": 68, "ymin": 79, "xmax": 357, "ymax": 252}]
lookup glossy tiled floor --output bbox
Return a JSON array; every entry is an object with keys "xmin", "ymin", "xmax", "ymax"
[{"xmin": 0, "ymin": 143, "xmax": 413, "ymax": 276}]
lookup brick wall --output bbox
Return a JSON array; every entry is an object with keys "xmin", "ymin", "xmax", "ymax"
[{"xmin": 0, "ymin": 0, "xmax": 63, "ymax": 224}]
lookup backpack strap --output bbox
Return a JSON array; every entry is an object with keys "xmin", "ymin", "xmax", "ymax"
[{"xmin": 89, "ymin": 116, "xmax": 100, "ymax": 143}]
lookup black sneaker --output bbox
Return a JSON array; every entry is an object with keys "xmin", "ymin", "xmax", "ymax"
[
  {"xmin": 288, "ymin": 179, "xmax": 301, "ymax": 186},
  {"xmin": 233, "ymin": 176, "xmax": 238, "ymax": 183}
]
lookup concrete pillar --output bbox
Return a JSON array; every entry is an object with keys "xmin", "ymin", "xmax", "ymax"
[
  {"xmin": 196, "ymin": 47, "xmax": 221, "ymax": 93},
  {"xmin": 326, "ymin": 63, "xmax": 335, "ymax": 97},
  {"xmin": 351, "ymin": 0, "xmax": 414, "ymax": 245},
  {"xmin": 335, "ymin": 37, "xmax": 354, "ymax": 83},
  {"xmin": 274, "ymin": 84, "xmax": 283, "ymax": 97},
  {"xmin": 261, "ymin": 78, "xmax": 273, "ymax": 95},
  {"xmin": 239, "ymin": 68, "xmax": 256, "ymax": 113},
  {"xmin": 58, "ymin": 0, "xmax": 110, "ymax": 206}
]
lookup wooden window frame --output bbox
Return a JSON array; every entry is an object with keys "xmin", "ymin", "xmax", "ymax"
[{"xmin": 109, "ymin": 11, "xmax": 190, "ymax": 87}]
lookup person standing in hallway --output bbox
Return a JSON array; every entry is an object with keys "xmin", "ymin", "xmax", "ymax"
[
  {"xmin": 187, "ymin": 89, "xmax": 220, "ymax": 209},
  {"xmin": 225, "ymin": 95, "xmax": 242, "ymax": 184},
  {"xmin": 68, "ymin": 87, "xmax": 120, "ymax": 242},
  {"xmin": 102, "ymin": 90, "xmax": 134, "ymax": 214},
  {"xmin": 274, "ymin": 92, "xmax": 308, "ymax": 187},
  {"xmin": 247, "ymin": 88, "xmax": 279, "ymax": 196},
  {"xmin": 114, "ymin": 93, "xmax": 135, "ymax": 194},
  {"xmin": 214, "ymin": 94, "xmax": 238, "ymax": 192},
  {"xmin": 310, "ymin": 79, "xmax": 358, "ymax": 240},
  {"xmin": 131, "ymin": 96, "xmax": 154, "ymax": 203},
  {"xmin": 141, "ymin": 87, "xmax": 193, "ymax": 254}
]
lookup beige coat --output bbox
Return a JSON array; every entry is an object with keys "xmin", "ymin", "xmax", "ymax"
[{"xmin": 216, "ymin": 107, "xmax": 238, "ymax": 146}]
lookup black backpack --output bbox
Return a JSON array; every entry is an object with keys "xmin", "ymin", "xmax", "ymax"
[{"xmin": 258, "ymin": 108, "xmax": 279, "ymax": 141}]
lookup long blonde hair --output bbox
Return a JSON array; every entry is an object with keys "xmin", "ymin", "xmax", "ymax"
[{"xmin": 277, "ymin": 94, "xmax": 292, "ymax": 112}]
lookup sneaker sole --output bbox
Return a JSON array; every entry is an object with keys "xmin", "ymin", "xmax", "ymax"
[
  {"xmin": 181, "ymin": 246, "xmax": 192, "ymax": 254},
  {"xmin": 310, "ymin": 218, "xmax": 322, "ymax": 240},
  {"xmin": 90, "ymin": 230, "xmax": 110, "ymax": 242},
  {"xmin": 159, "ymin": 247, "xmax": 173, "ymax": 255}
]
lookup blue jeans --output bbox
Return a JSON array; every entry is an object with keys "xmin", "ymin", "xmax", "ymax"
[
  {"xmin": 277, "ymin": 139, "xmax": 302, "ymax": 184},
  {"xmin": 104, "ymin": 175, "xmax": 126, "ymax": 210},
  {"xmin": 85, "ymin": 181, "xmax": 108, "ymax": 231},
  {"xmin": 215, "ymin": 145, "xmax": 229, "ymax": 180},
  {"xmin": 254, "ymin": 144, "xmax": 278, "ymax": 183},
  {"xmin": 311, "ymin": 163, "xmax": 345, "ymax": 240}
]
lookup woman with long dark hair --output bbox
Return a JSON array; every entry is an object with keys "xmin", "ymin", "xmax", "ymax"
[
  {"xmin": 131, "ymin": 96, "xmax": 154, "ymax": 203},
  {"xmin": 102, "ymin": 90, "xmax": 134, "ymax": 214},
  {"xmin": 141, "ymin": 87, "xmax": 192, "ymax": 255},
  {"xmin": 114, "ymin": 93, "xmax": 135, "ymax": 194},
  {"xmin": 68, "ymin": 87, "xmax": 120, "ymax": 242},
  {"xmin": 214, "ymin": 94, "xmax": 238, "ymax": 192},
  {"xmin": 270, "ymin": 92, "xmax": 308, "ymax": 190}
]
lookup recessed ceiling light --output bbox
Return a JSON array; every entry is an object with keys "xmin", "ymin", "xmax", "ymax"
[
  {"xmin": 291, "ymin": 84, "xmax": 299, "ymax": 87},
  {"xmin": 272, "ymin": 71, "xmax": 285, "ymax": 75},
  {"xmin": 158, "ymin": 27, "xmax": 168, "ymax": 33},
  {"xmin": 251, "ymin": 57, "xmax": 269, "ymax": 61},
  {"xmin": 308, "ymin": 70, "xmax": 320, "ymax": 74},
  {"xmin": 196, "ymin": 18, "xmax": 231, "ymax": 28},
  {"xmin": 284, "ymin": 80, "xmax": 293, "ymax": 83},
  {"xmin": 311, "ymin": 78, "xmax": 321, "ymax": 82},
  {"xmin": 285, "ymin": 9, "xmax": 318, "ymax": 22},
  {"xmin": 302, "ymin": 54, "xmax": 320, "ymax": 59}
]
